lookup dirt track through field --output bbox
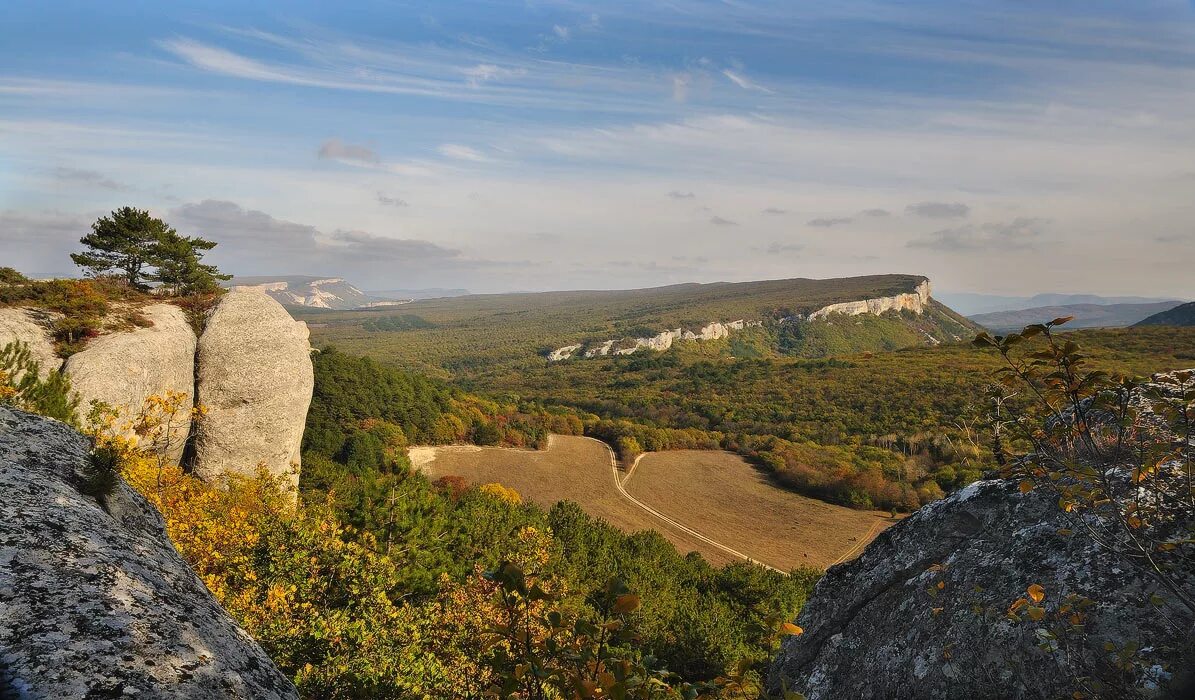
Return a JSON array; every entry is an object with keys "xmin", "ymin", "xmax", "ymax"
[{"xmin": 414, "ymin": 436, "xmax": 895, "ymax": 571}]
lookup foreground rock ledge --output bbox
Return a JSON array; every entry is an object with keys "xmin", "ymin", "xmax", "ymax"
[
  {"xmin": 767, "ymin": 476, "xmax": 1195, "ymax": 699},
  {"xmin": 0, "ymin": 407, "xmax": 297, "ymax": 699}
]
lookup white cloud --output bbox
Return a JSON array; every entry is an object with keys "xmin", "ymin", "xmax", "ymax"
[
  {"xmin": 438, "ymin": 144, "xmax": 490, "ymax": 162},
  {"xmin": 722, "ymin": 69, "xmax": 773, "ymax": 94}
]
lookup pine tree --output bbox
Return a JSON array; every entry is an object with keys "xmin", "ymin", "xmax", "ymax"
[
  {"xmin": 150, "ymin": 230, "xmax": 231, "ymax": 296},
  {"xmin": 71, "ymin": 207, "xmax": 169, "ymax": 290}
]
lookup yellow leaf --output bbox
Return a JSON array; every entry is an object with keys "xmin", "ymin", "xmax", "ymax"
[
  {"xmin": 936, "ymin": 581, "xmax": 945, "ymax": 590},
  {"xmin": 781, "ymin": 622, "xmax": 804, "ymax": 636},
  {"xmin": 1026, "ymin": 606, "xmax": 1045, "ymax": 621},
  {"xmin": 1018, "ymin": 480, "xmax": 1033, "ymax": 494},
  {"xmin": 1027, "ymin": 584, "xmax": 1045, "ymax": 603}
]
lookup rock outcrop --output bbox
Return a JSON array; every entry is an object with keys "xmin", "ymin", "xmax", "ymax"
[
  {"xmin": 805, "ymin": 278, "xmax": 931, "ymax": 320},
  {"xmin": 0, "ymin": 308, "xmax": 61, "ymax": 378},
  {"xmin": 768, "ymin": 475, "xmax": 1195, "ymax": 699},
  {"xmin": 0, "ymin": 406, "xmax": 298, "ymax": 699},
  {"xmin": 194, "ymin": 289, "xmax": 313, "ymax": 490},
  {"xmin": 62, "ymin": 304, "xmax": 196, "ymax": 463},
  {"xmin": 549, "ymin": 319, "xmax": 762, "ymax": 361}
]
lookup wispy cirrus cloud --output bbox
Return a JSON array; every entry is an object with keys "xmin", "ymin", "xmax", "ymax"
[
  {"xmin": 722, "ymin": 69, "xmax": 772, "ymax": 94},
  {"xmin": 438, "ymin": 144, "xmax": 490, "ymax": 162}
]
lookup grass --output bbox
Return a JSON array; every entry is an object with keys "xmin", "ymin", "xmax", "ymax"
[
  {"xmin": 413, "ymin": 435, "xmax": 892, "ymax": 570},
  {"xmin": 625, "ymin": 450, "xmax": 896, "ymax": 570}
]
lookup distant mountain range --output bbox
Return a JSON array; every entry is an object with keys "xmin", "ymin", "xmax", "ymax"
[
  {"xmin": 1135, "ymin": 301, "xmax": 1195, "ymax": 327},
  {"xmin": 228, "ymin": 277, "xmax": 473, "ymax": 310},
  {"xmin": 937, "ymin": 292, "xmax": 1185, "ymax": 316},
  {"xmin": 969, "ymin": 301, "xmax": 1185, "ymax": 333},
  {"xmin": 229, "ymin": 276, "xmax": 409, "ymax": 310},
  {"xmin": 367, "ymin": 288, "xmax": 471, "ymax": 301}
]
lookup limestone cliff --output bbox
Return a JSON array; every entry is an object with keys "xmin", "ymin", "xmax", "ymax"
[
  {"xmin": 194, "ymin": 289, "xmax": 314, "ymax": 490},
  {"xmin": 549, "ymin": 278, "xmax": 936, "ymax": 361},
  {"xmin": 0, "ymin": 406, "xmax": 298, "ymax": 699},
  {"xmin": 0, "ymin": 307, "xmax": 61, "ymax": 378},
  {"xmin": 805, "ymin": 279, "xmax": 931, "ymax": 320},
  {"xmin": 62, "ymin": 304, "xmax": 196, "ymax": 463},
  {"xmin": 549, "ymin": 319, "xmax": 762, "ymax": 361},
  {"xmin": 767, "ymin": 469, "xmax": 1195, "ymax": 698}
]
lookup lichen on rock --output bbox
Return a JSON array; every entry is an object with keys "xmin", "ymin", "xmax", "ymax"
[
  {"xmin": 0, "ymin": 406, "xmax": 298, "ymax": 699},
  {"xmin": 767, "ymin": 473, "xmax": 1195, "ymax": 699}
]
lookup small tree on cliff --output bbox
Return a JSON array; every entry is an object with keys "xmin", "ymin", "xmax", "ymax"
[
  {"xmin": 73, "ymin": 207, "xmax": 229, "ymax": 295},
  {"xmin": 149, "ymin": 229, "xmax": 230, "ymax": 296},
  {"xmin": 72, "ymin": 207, "xmax": 169, "ymax": 290}
]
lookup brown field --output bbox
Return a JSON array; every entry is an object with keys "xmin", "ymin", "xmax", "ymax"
[
  {"xmin": 413, "ymin": 436, "xmax": 896, "ymax": 571},
  {"xmin": 625, "ymin": 450, "xmax": 898, "ymax": 570}
]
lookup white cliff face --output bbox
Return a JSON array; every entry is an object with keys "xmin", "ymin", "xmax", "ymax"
[
  {"xmin": 548, "ymin": 344, "xmax": 582, "ymax": 361},
  {"xmin": 0, "ymin": 308, "xmax": 61, "ymax": 379},
  {"xmin": 551, "ymin": 319, "xmax": 762, "ymax": 361},
  {"xmin": 806, "ymin": 280, "xmax": 931, "ymax": 321}
]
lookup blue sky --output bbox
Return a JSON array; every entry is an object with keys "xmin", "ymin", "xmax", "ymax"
[{"xmin": 2, "ymin": 1, "xmax": 1193, "ymax": 295}]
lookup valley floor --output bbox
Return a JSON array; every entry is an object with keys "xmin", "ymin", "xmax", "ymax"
[{"xmin": 412, "ymin": 435, "xmax": 895, "ymax": 570}]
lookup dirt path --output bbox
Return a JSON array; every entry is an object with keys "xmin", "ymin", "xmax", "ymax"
[
  {"xmin": 414, "ymin": 437, "xmax": 890, "ymax": 573},
  {"xmin": 575, "ymin": 437, "xmax": 786, "ymax": 574}
]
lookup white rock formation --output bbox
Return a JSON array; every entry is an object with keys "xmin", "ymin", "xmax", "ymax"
[
  {"xmin": 551, "ymin": 319, "xmax": 764, "ymax": 361},
  {"xmin": 0, "ymin": 406, "xmax": 298, "ymax": 699},
  {"xmin": 62, "ymin": 304, "xmax": 196, "ymax": 463},
  {"xmin": 194, "ymin": 289, "xmax": 313, "ymax": 491},
  {"xmin": 548, "ymin": 344, "xmax": 582, "ymax": 361},
  {"xmin": 806, "ymin": 279, "xmax": 931, "ymax": 321},
  {"xmin": 0, "ymin": 308, "xmax": 61, "ymax": 378}
]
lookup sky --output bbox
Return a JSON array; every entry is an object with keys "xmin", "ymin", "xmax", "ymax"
[{"xmin": 2, "ymin": 0, "xmax": 1194, "ymax": 296}]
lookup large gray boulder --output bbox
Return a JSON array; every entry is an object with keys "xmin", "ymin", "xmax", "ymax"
[
  {"xmin": 0, "ymin": 308, "xmax": 61, "ymax": 378},
  {"xmin": 62, "ymin": 304, "xmax": 197, "ymax": 462},
  {"xmin": 0, "ymin": 406, "xmax": 298, "ymax": 699},
  {"xmin": 768, "ymin": 476, "xmax": 1195, "ymax": 698},
  {"xmin": 194, "ymin": 289, "xmax": 313, "ymax": 490}
]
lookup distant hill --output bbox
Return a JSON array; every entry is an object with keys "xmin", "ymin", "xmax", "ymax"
[
  {"xmin": 970, "ymin": 301, "xmax": 1184, "ymax": 333},
  {"xmin": 296, "ymin": 274, "xmax": 980, "ymax": 376},
  {"xmin": 938, "ymin": 291, "xmax": 1183, "ymax": 316},
  {"xmin": 229, "ymin": 276, "xmax": 407, "ymax": 310},
  {"xmin": 367, "ymin": 288, "xmax": 471, "ymax": 301},
  {"xmin": 1135, "ymin": 301, "xmax": 1195, "ymax": 327}
]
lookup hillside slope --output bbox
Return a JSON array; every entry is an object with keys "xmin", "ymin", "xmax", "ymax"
[
  {"xmin": 297, "ymin": 274, "xmax": 979, "ymax": 376},
  {"xmin": 1136, "ymin": 300, "xmax": 1195, "ymax": 327},
  {"xmin": 970, "ymin": 300, "xmax": 1183, "ymax": 333}
]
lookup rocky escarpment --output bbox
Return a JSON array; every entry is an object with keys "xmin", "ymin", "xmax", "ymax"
[
  {"xmin": 549, "ymin": 319, "xmax": 763, "ymax": 361},
  {"xmin": 194, "ymin": 289, "xmax": 314, "ymax": 490},
  {"xmin": 549, "ymin": 279, "xmax": 938, "ymax": 361},
  {"xmin": 0, "ymin": 406, "xmax": 298, "ymax": 699},
  {"xmin": 0, "ymin": 308, "xmax": 61, "ymax": 378},
  {"xmin": 768, "ymin": 474, "xmax": 1195, "ymax": 698},
  {"xmin": 62, "ymin": 304, "xmax": 196, "ymax": 463},
  {"xmin": 805, "ymin": 278, "xmax": 931, "ymax": 320}
]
